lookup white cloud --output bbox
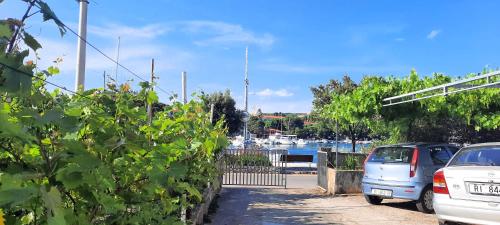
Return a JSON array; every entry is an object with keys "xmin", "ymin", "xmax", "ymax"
[
  {"xmin": 395, "ymin": 37, "xmax": 405, "ymax": 42},
  {"xmin": 31, "ymin": 29, "xmax": 195, "ymax": 91},
  {"xmin": 88, "ymin": 23, "xmax": 170, "ymax": 39},
  {"xmin": 253, "ymin": 88, "xmax": 293, "ymax": 97},
  {"xmin": 180, "ymin": 20, "xmax": 275, "ymax": 48},
  {"xmin": 427, "ymin": 29, "xmax": 441, "ymax": 39}
]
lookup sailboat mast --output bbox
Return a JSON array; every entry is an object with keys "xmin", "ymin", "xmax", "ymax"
[
  {"xmin": 243, "ymin": 47, "xmax": 249, "ymax": 142},
  {"xmin": 244, "ymin": 47, "xmax": 249, "ymax": 111}
]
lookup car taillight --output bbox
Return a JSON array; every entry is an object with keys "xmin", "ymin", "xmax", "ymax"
[
  {"xmin": 433, "ymin": 169, "xmax": 449, "ymax": 195},
  {"xmin": 409, "ymin": 147, "xmax": 419, "ymax": 177},
  {"xmin": 363, "ymin": 148, "xmax": 375, "ymax": 176}
]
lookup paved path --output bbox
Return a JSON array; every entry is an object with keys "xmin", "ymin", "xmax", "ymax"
[{"xmin": 208, "ymin": 175, "xmax": 437, "ymax": 225}]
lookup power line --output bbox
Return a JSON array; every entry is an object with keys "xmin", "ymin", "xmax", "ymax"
[
  {"xmin": 63, "ymin": 23, "xmax": 171, "ymax": 96},
  {"xmin": 32, "ymin": 4, "xmax": 170, "ymax": 96}
]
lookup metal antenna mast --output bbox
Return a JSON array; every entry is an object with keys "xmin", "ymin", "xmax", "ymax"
[
  {"xmin": 243, "ymin": 47, "xmax": 249, "ymax": 143},
  {"xmin": 244, "ymin": 47, "xmax": 249, "ymax": 111}
]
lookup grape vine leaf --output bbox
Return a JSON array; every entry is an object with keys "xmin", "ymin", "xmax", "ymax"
[
  {"xmin": 37, "ymin": 1, "xmax": 66, "ymax": 36},
  {"xmin": 41, "ymin": 186, "xmax": 67, "ymax": 225},
  {"xmin": 23, "ymin": 32, "xmax": 41, "ymax": 51},
  {"xmin": 0, "ymin": 22, "xmax": 11, "ymax": 38}
]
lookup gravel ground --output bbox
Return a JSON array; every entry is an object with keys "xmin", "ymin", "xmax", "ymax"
[{"xmin": 208, "ymin": 175, "xmax": 437, "ymax": 225}]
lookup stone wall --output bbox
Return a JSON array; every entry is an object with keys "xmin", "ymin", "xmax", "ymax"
[{"xmin": 189, "ymin": 178, "xmax": 222, "ymax": 225}]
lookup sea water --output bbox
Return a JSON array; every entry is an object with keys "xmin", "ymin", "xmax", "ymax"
[{"xmin": 271, "ymin": 142, "xmax": 369, "ymax": 163}]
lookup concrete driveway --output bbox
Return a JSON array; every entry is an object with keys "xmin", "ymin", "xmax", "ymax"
[{"xmin": 208, "ymin": 175, "xmax": 438, "ymax": 225}]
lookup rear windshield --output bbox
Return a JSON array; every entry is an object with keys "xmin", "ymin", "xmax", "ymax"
[
  {"xmin": 449, "ymin": 147, "xmax": 500, "ymax": 167},
  {"xmin": 368, "ymin": 147, "xmax": 415, "ymax": 163}
]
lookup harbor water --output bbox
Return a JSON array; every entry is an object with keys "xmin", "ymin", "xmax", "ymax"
[{"xmin": 266, "ymin": 142, "xmax": 371, "ymax": 163}]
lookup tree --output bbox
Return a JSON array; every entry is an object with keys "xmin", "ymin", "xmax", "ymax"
[
  {"xmin": 310, "ymin": 75, "xmax": 357, "ymax": 110},
  {"xmin": 248, "ymin": 116, "xmax": 265, "ymax": 137},
  {"xmin": 314, "ymin": 70, "xmax": 500, "ymax": 147},
  {"xmin": 202, "ymin": 90, "xmax": 242, "ymax": 136},
  {"xmin": 285, "ymin": 115, "xmax": 304, "ymax": 134},
  {"xmin": 314, "ymin": 76, "xmax": 368, "ymax": 152}
]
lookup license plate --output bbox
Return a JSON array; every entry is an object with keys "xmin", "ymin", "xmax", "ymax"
[
  {"xmin": 468, "ymin": 183, "xmax": 500, "ymax": 196},
  {"xmin": 371, "ymin": 188, "xmax": 392, "ymax": 197}
]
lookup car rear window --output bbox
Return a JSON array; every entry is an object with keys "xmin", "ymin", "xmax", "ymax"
[
  {"xmin": 429, "ymin": 146, "xmax": 452, "ymax": 165},
  {"xmin": 449, "ymin": 147, "xmax": 500, "ymax": 167},
  {"xmin": 368, "ymin": 147, "xmax": 415, "ymax": 163}
]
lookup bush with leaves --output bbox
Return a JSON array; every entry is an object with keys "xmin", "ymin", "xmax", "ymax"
[{"xmin": 0, "ymin": 1, "xmax": 228, "ymax": 224}]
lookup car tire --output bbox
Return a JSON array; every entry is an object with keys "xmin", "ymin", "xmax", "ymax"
[
  {"xmin": 364, "ymin": 195, "xmax": 383, "ymax": 205},
  {"xmin": 438, "ymin": 220, "xmax": 457, "ymax": 225},
  {"xmin": 416, "ymin": 186, "xmax": 434, "ymax": 213}
]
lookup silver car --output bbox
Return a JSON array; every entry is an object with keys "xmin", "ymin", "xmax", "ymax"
[
  {"xmin": 362, "ymin": 143, "xmax": 458, "ymax": 213},
  {"xmin": 433, "ymin": 142, "xmax": 500, "ymax": 225}
]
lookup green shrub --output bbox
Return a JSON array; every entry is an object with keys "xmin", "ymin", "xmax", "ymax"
[
  {"xmin": 342, "ymin": 154, "xmax": 359, "ymax": 170},
  {"xmin": 225, "ymin": 152, "xmax": 272, "ymax": 167},
  {"xmin": 0, "ymin": 2, "xmax": 228, "ymax": 222}
]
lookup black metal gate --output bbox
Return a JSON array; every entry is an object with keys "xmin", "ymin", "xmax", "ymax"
[{"xmin": 222, "ymin": 149, "xmax": 288, "ymax": 187}]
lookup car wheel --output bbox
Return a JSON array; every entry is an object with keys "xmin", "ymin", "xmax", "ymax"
[
  {"xmin": 364, "ymin": 195, "xmax": 383, "ymax": 205},
  {"xmin": 438, "ymin": 220, "xmax": 458, "ymax": 225},
  {"xmin": 416, "ymin": 186, "xmax": 434, "ymax": 213}
]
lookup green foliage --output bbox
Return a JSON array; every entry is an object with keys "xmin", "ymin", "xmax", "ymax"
[
  {"xmin": 0, "ymin": 2, "xmax": 228, "ymax": 224},
  {"xmin": 225, "ymin": 153, "xmax": 272, "ymax": 167},
  {"xmin": 315, "ymin": 77, "xmax": 369, "ymax": 152},
  {"xmin": 314, "ymin": 70, "xmax": 500, "ymax": 145},
  {"xmin": 0, "ymin": 82, "xmax": 228, "ymax": 224},
  {"xmin": 202, "ymin": 90, "xmax": 242, "ymax": 136},
  {"xmin": 342, "ymin": 154, "xmax": 359, "ymax": 170},
  {"xmin": 248, "ymin": 116, "xmax": 265, "ymax": 137}
]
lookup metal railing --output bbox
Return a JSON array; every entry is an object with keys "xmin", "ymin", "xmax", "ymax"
[
  {"xmin": 222, "ymin": 148, "xmax": 287, "ymax": 187},
  {"xmin": 383, "ymin": 70, "xmax": 500, "ymax": 106}
]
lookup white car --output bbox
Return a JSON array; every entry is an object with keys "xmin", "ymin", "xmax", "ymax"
[{"xmin": 433, "ymin": 143, "xmax": 500, "ymax": 225}]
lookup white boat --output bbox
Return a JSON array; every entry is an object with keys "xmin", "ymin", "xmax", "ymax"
[
  {"xmin": 267, "ymin": 133, "xmax": 297, "ymax": 145},
  {"xmin": 230, "ymin": 135, "xmax": 244, "ymax": 148},
  {"xmin": 255, "ymin": 138, "xmax": 267, "ymax": 145},
  {"xmin": 279, "ymin": 135, "xmax": 298, "ymax": 145},
  {"xmin": 342, "ymin": 138, "xmax": 352, "ymax": 143},
  {"xmin": 297, "ymin": 139, "xmax": 309, "ymax": 146},
  {"xmin": 359, "ymin": 140, "xmax": 373, "ymax": 144}
]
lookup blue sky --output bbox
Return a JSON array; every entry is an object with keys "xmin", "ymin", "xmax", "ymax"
[{"xmin": 1, "ymin": 0, "xmax": 499, "ymax": 112}]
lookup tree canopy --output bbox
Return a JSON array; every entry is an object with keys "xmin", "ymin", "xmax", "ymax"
[
  {"xmin": 313, "ymin": 70, "xmax": 500, "ymax": 148},
  {"xmin": 202, "ymin": 90, "xmax": 243, "ymax": 136}
]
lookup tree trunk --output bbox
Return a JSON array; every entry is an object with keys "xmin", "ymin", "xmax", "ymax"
[
  {"xmin": 406, "ymin": 119, "xmax": 414, "ymax": 141},
  {"xmin": 349, "ymin": 125, "xmax": 356, "ymax": 153}
]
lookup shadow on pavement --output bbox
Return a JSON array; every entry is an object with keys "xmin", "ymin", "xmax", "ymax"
[
  {"xmin": 208, "ymin": 187, "xmax": 344, "ymax": 225},
  {"xmin": 382, "ymin": 200, "xmax": 421, "ymax": 212}
]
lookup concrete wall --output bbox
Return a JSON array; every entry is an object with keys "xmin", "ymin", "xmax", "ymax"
[{"xmin": 324, "ymin": 168, "xmax": 363, "ymax": 195}]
